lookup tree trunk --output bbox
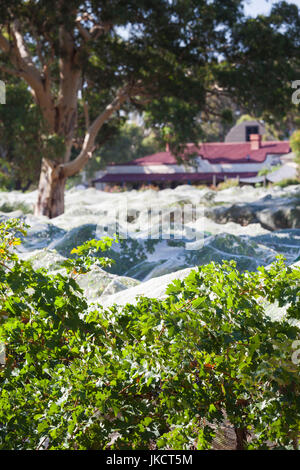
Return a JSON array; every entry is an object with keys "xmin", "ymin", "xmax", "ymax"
[
  {"xmin": 34, "ymin": 158, "xmax": 66, "ymax": 218},
  {"xmin": 34, "ymin": 88, "xmax": 129, "ymax": 218},
  {"xmin": 234, "ymin": 427, "xmax": 248, "ymax": 450}
]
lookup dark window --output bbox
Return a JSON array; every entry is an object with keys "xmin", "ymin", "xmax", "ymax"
[{"xmin": 245, "ymin": 125, "xmax": 259, "ymax": 141}]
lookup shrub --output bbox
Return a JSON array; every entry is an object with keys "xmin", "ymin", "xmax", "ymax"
[
  {"xmin": 217, "ymin": 178, "xmax": 239, "ymax": 191},
  {"xmin": 275, "ymin": 178, "xmax": 300, "ymax": 188},
  {"xmin": 290, "ymin": 130, "xmax": 300, "ymax": 157},
  {"xmin": 258, "ymin": 164, "xmax": 281, "ymax": 177},
  {"xmin": 0, "ymin": 201, "xmax": 33, "ymax": 214},
  {"xmin": 0, "ymin": 219, "xmax": 299, "ymax": 450},
  {"xmin": 290, "ymin": 130, "xmax": 300, "ymax": 179}
]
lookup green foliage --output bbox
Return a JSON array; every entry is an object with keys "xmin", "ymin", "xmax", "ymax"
[
  {"xmin": 65, "ymin": 174, "xmax": 85, "ymax": 190},
  {"xmin": 0, "ymin": 201, "xmax": 32, "ymax": 214},
  {"xmin": 0, "ymin": 82, "xmax": 42, "ymax": 190},
  {"xmin": 290, "ymin": 130, "xmax": 300, "ymax": 179},
  {"xmin": 217, "ymin": 178, "xmax": 239, "ymax": 191},
  {"xmin": 258, "ymin": 164, "xmax": 281, "ymax": 177},
  {"xmin": 217, "ymin": 2, "xmax": 300, "ymax": 127},
  {"xmin": 257, "ymin": 168, "xmax": 269, "ymax": 177},
  {"xmin": 236, "ymin": 114, "xmax": 256, "ymax": 125},
  {"xmin": 61, "ymin": 237, "xmax": 117, "ymax": 275},
  {"xmin": 291, "ymin": 130, "xmax": 300, "ymax": 158},
  {"xmin": 0, "ymin": 81, "xmax": 65, "ymax": 191},
  {"xmin": 275, "ymin": 178, "xmax": 300, "ymax": 188},
  {"xmin": 0, "ymin": 220, "xmax": 300, "ymax": 450}
]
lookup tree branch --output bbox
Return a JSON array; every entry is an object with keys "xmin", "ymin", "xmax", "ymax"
[
  {"xmin": 55, "ymin": 24, "xmax": 81, "ymax": 157},
  {"xmin": 33, "ymin": 30, "xmax": 44, "ymax": 69},
  {"xmin": 62, "ymin": 87, "xmax": 130, "ymax": 178},
  {"xmin": 0, "ymin": 23, "xmax": 56, "ymax": 130},
  {"xmin": 11, "ymin": 20, "xmax": 42, "ymax": 82},
  {"xmin": 75, "ymin": 14, "xmax": 112, "ymax": 42},
  {"xmin": 75, "ymin": 17, "xmax": 92, "ymax": 41}
]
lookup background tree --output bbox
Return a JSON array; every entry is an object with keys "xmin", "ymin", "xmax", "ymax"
[
  {"xmin": 0, "ymin": 80, "xmax": 66, "ymax": 191},
  {"xmin": 0, "ymin": 1, "xmax": 299, "ymax": 217},
  {"xmin": 216, "ymin": 1, "xmax": 300, "ymax": 126}
]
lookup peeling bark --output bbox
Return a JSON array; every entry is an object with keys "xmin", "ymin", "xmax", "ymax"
[
  {"xmin": 34, "ymin": 158, "xmax": 66, "ymax": 218},
  {"xmin": 234, "ymin": 427, "xmax": 248, "ymax": 450}
]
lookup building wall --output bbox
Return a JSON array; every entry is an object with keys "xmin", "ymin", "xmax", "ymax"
[
  {"xmin": 105, "ymin": 154, "xmax": 283, "ymax": 176},
  {"xmin": 107, "ymin": 164, "xmax": 192, "ymax": 174},
  {"xmin": 225, "ymin": 120, "xmax": 267, "ymax": 143},
  {"xmin": 196, "ymin": 154, "xmax": 281, "ymax": 173},
  {"xmin": 93, "ymin": 170, "xmax": 106, "ymax": 190}
]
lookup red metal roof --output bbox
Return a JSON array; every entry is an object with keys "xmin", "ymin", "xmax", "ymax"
[{"xmin": 108, "ymin": 141, "xmax": 290, "ymax": 166}]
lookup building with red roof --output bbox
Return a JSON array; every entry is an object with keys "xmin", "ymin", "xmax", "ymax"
[{"xmin": 93, "ymin": 124, "xmax": 291, "ymax": 188}]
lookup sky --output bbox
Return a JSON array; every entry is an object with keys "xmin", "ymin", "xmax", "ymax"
[
  {"xmin": 244, "ymin": 0, "xmax": 300, "ymax": 16},
  {"xmin": 117, "ymin": 1, "xmax": 300, "ymax": 37}
]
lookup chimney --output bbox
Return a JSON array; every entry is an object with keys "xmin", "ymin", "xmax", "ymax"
[
  {"xmin": 165, "ymin": 142, "xmax": 170, "ymax": 152},
  {"xmin": 250, "ymin": 134, "xmax": 262, "ymax": 151}
]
